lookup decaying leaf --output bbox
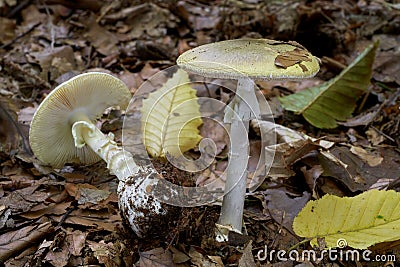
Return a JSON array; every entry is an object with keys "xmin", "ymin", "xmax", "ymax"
[
  {"xmin": 87, "ymin": 240, "xmax": 121, "ymax": 266},
  {"xmin": 189, "ymin": 246, "xmax": 224, "ymax": 267},
  {"xmin": 0, "ymin": 17, "xmax": 16, "ymax": 44},
  {"xmin": 66, "ymin": 230, "xmax": 87, "ymax": 256},
  {"xmin": 139, "ymin": 247, "xmax": 175, "ymax": 267},
  {"xmin": 265, "ymin": 189, "xmax": 310, "ymax": 233},
  {"xmin": 85, "ymin": 14, "xmax": 119, "ymax": 56},
  {"xmin": 279, "ymin": 41, "xmax": 379, "ymax": 128},
  {"xmin": 44, "ymin": 237, "xmax": 69, "ymax": 267},
  {"xmin": 274, "ymin": 48, "xmax": 313, "ymax": 70},
  {"xmin": 349, "ymin": 145, "xmax": 383, "ymax": 167},
  {"xmin": 141, "ymin": 69, "xmax": 202, "ymax": 158},
  {"xmin": 0, "ymin": 221, "xmax": 53, "ymax": 262},
  {"xmin": 0, "ymin": 96, "xmax": 30, "ymax": 152},
  {"xmin": 76, "ymin": 187, "xmax": 111, "ymax": 205},
  {"xmin": 51, "ymin": 209, "xmax": 121, "ymax": 232},
  {"xmin": 19, "ymin": 202, "xmax": 71, "ymax": 220},
  {"xmin": 293, "ymin": 189, "xmax": 400, "ymax": 249},
  {"xmin": 238, "ymin": 241, "xmax": 256, "ymax": 267},
  {"xmin": 319, "ymin": 146, "xmax": 400, "ymax": 192},
  {"xmin": 251, "ymin": 120, "xmax": 333, "ymax": 183},
  {"xmin": 170, "ymin": 246, "xmax": 190, "ymax": 264}
]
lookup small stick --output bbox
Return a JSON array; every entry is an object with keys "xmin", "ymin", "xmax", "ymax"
[
  {"xmin": 0, "ymin": 22, "xmax": 41, "ymax": 50},
  {"xmin": 370, "ymin": 125, "xmax": 395, "ymax": 142},
  {"xmin": 2, "ymin": 60, "xmax": 51, "ymax": 90}
]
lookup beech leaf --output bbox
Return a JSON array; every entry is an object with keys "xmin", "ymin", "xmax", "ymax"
[
  {"xmin": 293, "ymin": 189, "xmax": 400, "ymax": 249},
  {"xmin": 279, "ymin": 41, "xmax": 379, "ymax": 128},
  {"xmin": 141, "ymin": 69, "xmax": 202, "ymax": 158}
]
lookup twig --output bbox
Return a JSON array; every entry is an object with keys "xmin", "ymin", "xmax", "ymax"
[
  {"xmin": 370, "ymin": 125, "xmax": 395, "ymax": 142},
  {"xmin": 2, "ymin": 59, "xmax": 51, "ymax": 90},
  {"xmin": 40, "ymin": 0, "xmax": 56, "ymax": 50},
  {"xmin": 56, "ymin": 207, "xmax": 75, "ymax": 227},
  {"xmin": 0, "ymin": 22, "xmax": 41, "ymax": 50},
  {"xmin": 6, "ymin": 0, "xmax": 30, "ymax": 18},
  {"xmin": 357, "ymin": 85, "xmax": 372, "ymax": 113}
]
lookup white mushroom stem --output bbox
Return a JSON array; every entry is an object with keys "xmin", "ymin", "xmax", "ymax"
[
  {"xmin": 72, "ymin": 120, "xmax": 139, "ymax": 180},
  {"xmin": 216, "ymin": 78, "xmax": 259, "ymax": 242},
  {"xmin": 70, "ymin": 117, "xmax": 164, "ymax": 237}
]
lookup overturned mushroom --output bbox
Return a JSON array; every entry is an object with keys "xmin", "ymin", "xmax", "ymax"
[
  {"xmin": 29, "ymin": 72, "xmax": 169, "ymax": 237},
  {"xmin": 177, "ymin": 38, "xmax": 320, "ymax": 241}
]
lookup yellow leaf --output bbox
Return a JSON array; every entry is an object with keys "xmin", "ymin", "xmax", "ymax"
[
  {"xmin": 141, "ymin": 69, "xmax": 202, "ymax": 158},
  {"xmin": 293, "ymin": 189, "xmax": 400, "ymax": 249}
]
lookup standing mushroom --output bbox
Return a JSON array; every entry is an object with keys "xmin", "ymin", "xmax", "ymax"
[
  {"xmin": 177, "ymin": 38, "xmax": 320, "ymax": 241},
  {"xmin": 29, "ymin": 72, "xmax": 167, "ymax": 237}
]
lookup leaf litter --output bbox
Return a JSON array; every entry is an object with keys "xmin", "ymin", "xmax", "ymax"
[{"xmin": 0, "ymin": 0, "xmax": 399, "ymax": 266}]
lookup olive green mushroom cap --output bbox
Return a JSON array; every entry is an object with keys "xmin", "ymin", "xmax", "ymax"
[
  {"xmin": 177, "ymin": 38, "xmax": 320, "ymax": 80},
  {"xmin": 29, "ymin": 72, "xmax": 131, "ymax": 168}
]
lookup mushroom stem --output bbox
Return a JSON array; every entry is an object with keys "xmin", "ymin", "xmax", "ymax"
[
  {"xmin": 216, "ymin": 78, "xmax": 259, "ymax": 242},
  {"xmin": 72, "ymin": 121, "xmax": 139, "ymax": 180},
  {"xmin": 71, "ymin": 120, "xmax": 165, "ymax": 237}
]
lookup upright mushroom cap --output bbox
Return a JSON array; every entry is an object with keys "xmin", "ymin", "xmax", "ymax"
[
  {"xmin": 29, "ymin": 72, "xmax": 131, "ymax": 168},
  {"xmin": 177, "ymin": 38, "xmax": 320, "ymax": 80}
]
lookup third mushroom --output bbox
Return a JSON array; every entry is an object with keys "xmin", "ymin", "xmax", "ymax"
[{"xmin": 177, "ymin": 38, "xmax": 320, "ymax": 241}]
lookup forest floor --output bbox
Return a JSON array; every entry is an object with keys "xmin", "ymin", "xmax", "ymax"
[{"xmin": 0, "ymin": 0, "xmax": 399, "ymax": 266}]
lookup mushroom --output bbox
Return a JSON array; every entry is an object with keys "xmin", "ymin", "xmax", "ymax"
[
  {"xmin": 177, "ymin": 38, "xmax": 320, "ymax": 241},
  {"xmin": 29, "ymin": 72, "xmax": 166, "ymax": 237}
]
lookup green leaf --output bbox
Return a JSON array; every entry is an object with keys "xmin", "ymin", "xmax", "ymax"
[
  {"xmin": 279, "ymin": 41, "xmax": 379, "ymax": 128},
  {"xmin": 141, "ymin": 69, "xmax": 202, "ymax": 158},
  {"xmin": 293, "ymin": 189, "xmax": 400, "ymax": 249}
]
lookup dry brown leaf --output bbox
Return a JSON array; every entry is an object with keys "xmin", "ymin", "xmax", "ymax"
[
  {"xmin": 139, "ymin": 247, "xmax": 175, "ymax": 267},
  {"xmin": 0, "ymin": 221, "xmax": 53, "ymax": 262},
  {"xmin": 170, "ymin": 246, "xmax": 190, "ymax": 264},
  {"xmin": 319, "ymin": 147, "xmax": 400, "ymax": 192},
  {"xmin": 44, "ymin": 239, "xmax": 69, "ymax": 267},
  {"xmin": 126, "ymin": 3, "xmax": 177, "ymax": 39},
  {"xmin": 29, "ymin": 46, "xmax": 77, "ymax": 81},
  {"xmin": 51, "ymin": 209, "xmax": 121, "ymax": 232},
  {"xmin": 366, "ymin": 127, "xmax": 385, "ymax": 146},
  {"xmin": 66, "ymin": 229, "xmax": 87, "ymax": 256},
  {"xmin": 77, "ymin": 187, "xmax": 111, "ymax": 205},
  {"xmin": 189, "ymin": 246, "xmax": 223, "ymax": 267},
  {"xmin": 21, "ymin": 5, "xmax": 46, "ymax": 28},
  {"xmin": 17, "ymin": 106, "xmax": 36, "ymax": 125},
  {"xmin": 238, "ymin": 241, "xmax": 256, "ymax": 267},
  {"xmin": 88, "ymin": 240, "xmax": 121, "ymax": 267},
  {"xmin": 199, "ymin": 118, "xmax": 228, "ymax": 156},
  {"xmin": 19, "ymin": 202, "xmax": 71, "ymax": 219},
  {"xmin": 350, "ymin": 145, "xmax": 383, "ymax": 167},
  {"xmin": 266, "ymin": 139, "xmax": 320, "ymax": 179},
  {"xmin": 339, "ymin": 111, "xmax": 377, "ymax": 127},
  {"xmin": 264, "ymin": 189, "xmax": 310, "ymax": 233},
  {"xmin": 0, "ymin": 17, "xmax": 16, "ymax": 44},
  {"xmin": 301, "ymin": 165, "xmax": 324, "ymax": 199},
  {"xmin": 0, "ymin": 185, "xmax": 50, "ymax": 213},
  {"xmin": 118, "ymin": 70, "xmax": 143, "ymax": 92},
  {"xmin": 0, "ymin": 97, "xmax": 31, "ymax": 153},
  {"xmin": 85, "ymin": 14, "xmax": 119, "ymax": 56},
  {"xmin": 275, "ymin": 48, "xmax": 313, "ymax": 70},
  {"xmin": 373, "ymin": 34, "xmax": 400, "ymax": 84},
  {"xmin": 139, "ymin": 62, "xmax": 162, "ymax": 80},
  {"xmin": 369, "ymin": 178, "xmax": 395, "ymax": 190}
]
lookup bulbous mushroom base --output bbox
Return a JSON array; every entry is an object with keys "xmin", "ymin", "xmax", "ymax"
[{"xmin": 117, "ymin": 165, "xmax": 180, "ymax": 238}]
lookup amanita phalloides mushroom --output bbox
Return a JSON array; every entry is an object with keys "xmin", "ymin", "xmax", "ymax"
[
  {"xmin": 177, "ymin": 38, "xmax": 320, "ymax": 241},
  {"xmin": 29, "ymin": 72, "xmax": 167, "ymax": 237}
]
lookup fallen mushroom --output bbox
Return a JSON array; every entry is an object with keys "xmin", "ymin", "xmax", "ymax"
[
  {"xmin": 29, "ymin": 72, "xmax": 169, "ymax": 237},
  {"xmin": 177, "ymin": 38, "xmax": 320, "ymax": 241}
]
